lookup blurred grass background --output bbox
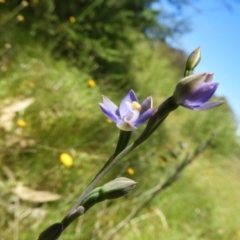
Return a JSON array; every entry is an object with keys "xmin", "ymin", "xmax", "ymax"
[{"xmin": 0, "ymin": 1, "xmax": 240, "ymax": 240}]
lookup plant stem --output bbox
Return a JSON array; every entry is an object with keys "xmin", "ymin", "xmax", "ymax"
[{"xmin": 107, "ymin": 134, "xmax": 215, "ymax": 239}]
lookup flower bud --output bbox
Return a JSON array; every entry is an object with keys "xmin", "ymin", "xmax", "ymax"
[
  {"xmin": 81, "ymin": 177, "xmax": 137, "ymax": 211},
  {"xmin": 81, "ymin": 187, "xmax": 102, "ymax": 210},
  {"xmin": 100, "ymin": 177, "xmax": 137, "ymax": 199},
  {"xmin": 173, "ymin": 73, "xmax": 224, "ymax": 111},
  {"xmin": 185, "ymin": 47, "xmax": 201, "ymax": 71}
]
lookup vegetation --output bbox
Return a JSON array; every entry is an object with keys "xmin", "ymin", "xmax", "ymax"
[{"xmin": 0, "ymin": 1, "xmax": 239, "ymax": 240}]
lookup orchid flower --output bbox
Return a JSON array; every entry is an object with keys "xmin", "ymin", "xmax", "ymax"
[
  {"xmin": 99, "ymin": 90, "xmax": 154, "ymax": 131},
  {"xmin": 173, "ymin": 73, "xmax": 224, "ymax": 111}
]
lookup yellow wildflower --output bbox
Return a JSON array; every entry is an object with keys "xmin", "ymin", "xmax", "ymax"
[
  {"xmin": 88, "ymin": 79, "xmax": 96, "ymax": 88},
  {"xmin": 0, "ymin": 0, "xmax": 5, "ymax": 3},
  {"xmin": 60, "ymin": 153, "xmax": 73, "ymax": 167},
  {"xmin": 17, "ymin": 15, "xmax": 25, "ymax": 22},
  {"xmin": 17, "ymin": 119, "xmax": 26, "ymax": 127},
  {"xmin": 28, "ymin": 81, "xmax": 35, "ymax": 87},
  {"xmin": 107, "ymin": 118, "xmax": 112, "ymax": 123},
  {"xmin": 21, "ymin": 0, "xmax": 28, "ymax": 7},
  {"xmin": 237, "ymin": 230, "xmax": 240, "ymax": 236},
  {"xmin": 69, "ymin": 16, "xmax": 76, "ymax": 23},
  {"xmin": 127, "ymin": 168, "xmax": 134, "ymax": 175}
]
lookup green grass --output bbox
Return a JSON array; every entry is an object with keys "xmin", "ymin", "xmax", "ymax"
[{"xmin": 0, "ymin": 30, "xmax": 240, "ymax": 240}]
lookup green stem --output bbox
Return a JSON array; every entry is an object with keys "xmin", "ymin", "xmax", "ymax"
[
  {"xmin": 107, "ymin": 134, "xmax": 215, "ymax": 239},
  {"xmin": 40, "ymin": 97, "xmax": 179, "ymax": 238},
  {"xmin": 114, "ymin": 131, "xmax": 132, "ymax": 157},
  {"xmin": 136, "ymin": 97, "xmax": 178, "ymax": 143},
  {"xmin": 64, "ymin": 131, "xmax": 131, "ymax": 220},
  {"xmin": 63, "ymin": 98, "xmax": 178, "ymax": 226}
]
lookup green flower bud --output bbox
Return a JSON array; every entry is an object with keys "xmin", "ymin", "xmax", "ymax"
[
  {"xmin": 81, "ymin": 187, "xmax": 102, "ymax": 210},
  {"xmin": 81, "ymin": 177, "xmax": 137, "ymax": 211},
  {"xmin": 186, "ymin": 47, "xmax": 201, "ymax": 71},
  {"xmin": 100, "ymin": 177, "xmax": 137, "ymax": 199},
  {"xmin": 184, "ymin": 47, "xmax": 201, "ymax": 77}
]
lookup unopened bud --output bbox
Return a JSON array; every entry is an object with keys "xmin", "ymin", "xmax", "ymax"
[
  {"xmin": 184, "ymin": 47, "xmax": 201, "ymax": 77},
  {"xmin": 81, "ymin": 187, "xmax": 102, "ymax": 210},
  {"xmin": 81, "ymin": 177, "xmax": 137, "ymax": 211},
  {"xmin": 100, "ymin": 177, "xmax": 137, "ymax": 199},
  {"xmin": 186, "ymin": 47, "xmax": 201, "ymax": 71},
  {"xmin": 173, "ymin": 73, "xmax": 224, "ymax": 111}
]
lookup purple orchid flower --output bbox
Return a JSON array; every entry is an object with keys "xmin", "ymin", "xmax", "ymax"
[
  {"xmin": 99, "ymin": 90, "xmax": 154, "ymax": 131},
  {"xmin": 173, "ymin": 73, "xmax": 224, "ymax": 111}
]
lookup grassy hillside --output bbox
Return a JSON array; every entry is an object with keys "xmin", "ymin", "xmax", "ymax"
[{"xmin": 0, "ymin": 28, "xmax": 240, "ymax": 240}]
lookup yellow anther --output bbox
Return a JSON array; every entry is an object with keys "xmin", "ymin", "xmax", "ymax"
[{"xmin": 132, "ymin": 101, "xmax": 141, "ymax": 111}]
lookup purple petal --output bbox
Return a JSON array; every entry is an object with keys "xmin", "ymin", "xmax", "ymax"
[
  {"xmin": 102, "ymin": 95, "xmax": 118, "ymax": 112},
  {"xmin": 119, "ymin": 90, "xmax": 138, "ymax": 117},
  {"xmin": 140, "ymin": 96, "xmax": 153, "ymax": 114},
  {"xmin": 117, "ymin": 121, "xmax": 137, "ymax": 131},
  {"xmin": 99, "ymin": 103, "xmax": 120, "ymax": 123},
  {"xmin": 134, "ymin": 108, "xmax": 155, "ymax": 127},
  {"xmin": 185, "ymin": 82, "xmax": 218, "ymax": 104},
  {"xmin": 182, "ymin": 101, "xmax": 224, "ymax": 111}
]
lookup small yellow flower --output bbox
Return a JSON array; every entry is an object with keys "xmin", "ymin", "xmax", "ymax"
[
  {"xmin": 60, "ymin": 153, "xmax": 73, "ymax": 167},
  {"xmin": 127, "ymin": 168, "xmax": 134, "ymax": 175},
  {"xmin": 0, "ymin": 0, "xmax": 5, "ymax": 3},
  {"xmin": 237, "ymin": 230, "xmax": 240, "ymax": 237},
  {"xmin": 88, "ymin": 79, "xmax": 96, "ymax": 88},
  {"xmin": 17, "ymin": 14, "xmax": 25, "ymax": 22},
  {"xmin": 17, "ymin": 119, "xmax": 26, "ymax": 127},
  {"xmin": 107, "ymin": 118, "xmax": 112, "ymax": 123},
  {"xmin": 28, "ymin": 81, "xmax": 35, "ymax": 87},
  {"xmin": 69, "ymin": 16, "xmax": 76, "ymax": 23},
  {"xmin": 21, "ymin": 0, "xmax": 28, "ymax": 7}
]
